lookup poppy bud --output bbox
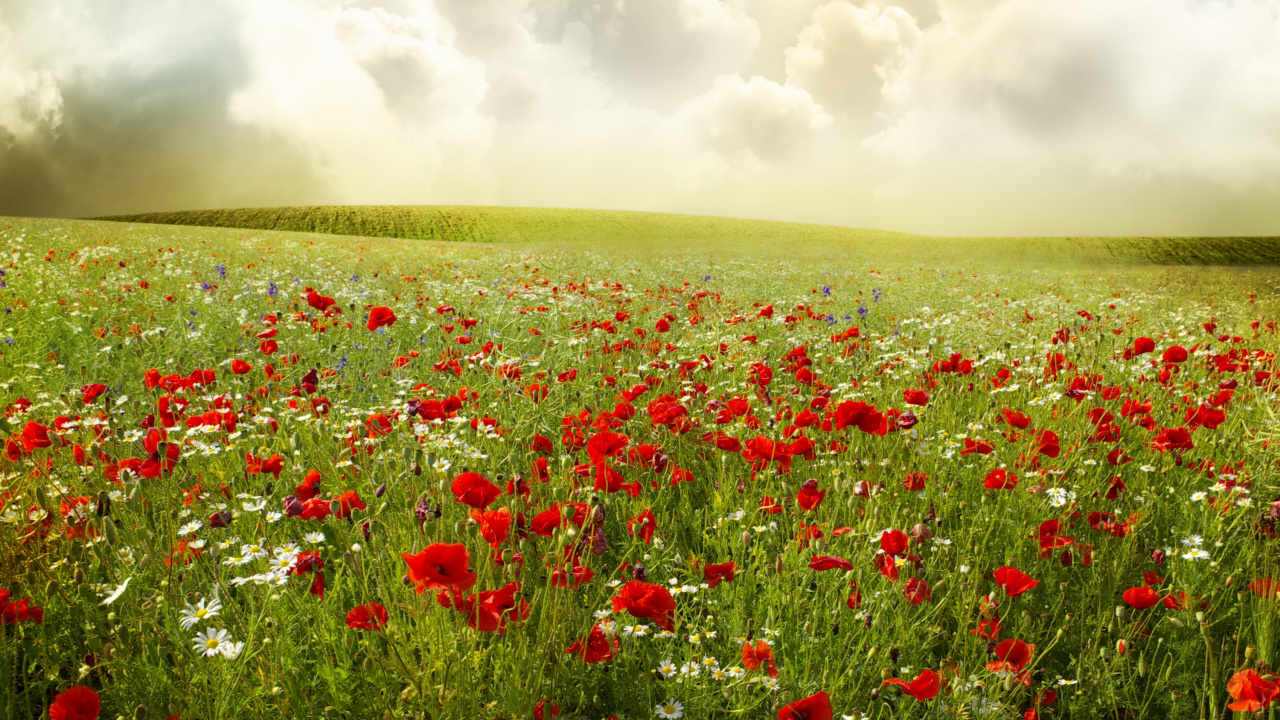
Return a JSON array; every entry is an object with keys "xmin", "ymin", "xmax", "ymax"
[
  {"xmin": 881, "ymin": 668, "xmax": 891, "ymax": 680},
  {"xmin": 103, "ymin": 518, "xmax": 118, "ymax": 546},
  {"xmin": 1116, "ymin": 639, "xmax": 1127, "ymax": 656},
  {"xmin": 1246, "ymin": 645, "xmax": 1257, "ymax": 660},
  {"xmin": 283, "ymin": 495, "xmax": 304, "ymax": 517},
  {"xmin": 864, "ymin": 614, "xmax": 872, "ymax": 629},
  {"xmin": 853, "ymin": 481, "xmax": 871, "ymax": 498},
  {"xmin": 1060, "ymin": 549, "xmax": 1073, "ymax": 567},
  {"xmin": 774, "ymin": 554, "xmax": 784, "ymax": 574},
  {"xmin": 1195, "ymin": 611, "xmax": 1205, "ymax": 623},
  {"xmin": 632, "ymin": 562, "xmax": 648, "ymax": 582},
  {"xmin": 741, "ymin": 531, "xmax": 751, "ymax": 548},
  {"xmin": 888, "ymin": 646, "xmax": 900, "ymax": 663},
  {"xmin": 804, "ymin": 621, "xmax": 812, "ymax": 634},
  {"xmin": 1168, "ymin": 617, "xmax": 1184, "ymax": 627},
  {"xmin": 361, "ymin": 521, "xmax": 372, "ymax": 541},
  {"xmin": 896, "ymin": 412, "xmax": 918, "ymax": 429},
  {"xmin": 35, "ymin": 485, "xmax": 50, "ymax": 512},
  {"xmin": 1151, "ymin": 548, "xmax": 1166, "ymax": 565},
  {"xmin": 1115, "ymin": 606, "xmax": 1125, "ymax": 620},
  {"xmin": 290, "ymin": 432, "xmax": 301, "ymax": 450},
  {"xmin": 1138, "ymin": 654, "xmax": 1146, "ymax": 677},
  {"xmin": 375, "ymin": 483, "xmax": 387, "ymax": 498}
]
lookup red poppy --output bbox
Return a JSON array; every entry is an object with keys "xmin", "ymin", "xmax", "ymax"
[
  {"xmin": 80, "ymin": 383, "xmax": 108, "ymax": 404},
  {"xmin": 879, "ymin": 529, "xmax": 909, "ymax": 557},
  {"xmin": 1249, "ymin": 578, "xmax": 1280, "ymax": 598},
  {"xmin": 611, "ymin": 580, "xmax": 677, "ymax": 631},
  {"xmin": 903, "ymin": 472, "xmax": 928, "ymax": 491},
  {"xmin": 450, "ymin": 472, "xmax": 501, "ymax": 509},
  {"xmin": 1227, "ymin": 669, "xmax": 1280, "ymax": 712},
  {"xmin": 470, "ymin": 508, "xmax": 512, "ymax": 548},
  {"xmin": 231, "ymin": 359, "xmax": 252, "ymax": 375},
  {"xmin": 345, "ymin": 602, "xmax": 388, "ymax": 631},
  {"xmin": 628, "ymin": 508, "xmax": 658, "ymax": 544},
  {"xmin": 367, "ymin": 306, "xmax": 397, "ymax": 331},
  {"xmin": 742, "ymin": 640, "xmax": 778, "ymax": 678},
  {"xmin": 307, "ymin": 291, "xmax": 338, "ymax": 312},
  {"xmin": 797, "ymin": 479, "xmax": 826, "ymax": 511},
  {"xmin": 993, "ymin": 565, "xmax": 1039, "ymax": 597},
  {"xmin": 402, "ymin": 543, "xmax": 478, "ymax": 594},
  {"xmin": 259, "ymin": 339, "xmax": 278, "ymax": 355},
  {"xmin": 777, "ymin": 690, "xmax": 831, "ymax": 720},
  {"xmin": 962, "ymin": 438, "xmax": 995, "ymax": 456},
  {"xmin": 49, "ymin": 685, "xmax": 100, "ymax": 720},
  {"xmin": 565, "ymin": 623, "xmax": 618, "ymax": 663},
  {"xmin": 903, "ymin": 388, "xmax": 929, "ymax": 406},
  {"xmin": 0, "ymin": 589, "xmax": 44, "ymax": 624},
  {"xmin": 832, "ymin": 401, "xmax": 886, "ymax": 435},
  {"xmin": 998, "ymin": 408, "xmax": 1032, "ymax": 429},
  {"xmin": 1122, "ymin": 585, "xmax": 1162, "ymax": 609},
  {"xmin": 808, "ymin": 556, "xmax": 853, "ymax": 571},
  {"xmin": 438, "ymin": 582, "xmax": 528, "ymax": 633},
  {"xmin": 703, "ymin": 561, "xmax": 736, "ymax": 588},
  {"xmin": 334, "ymin": 491, "xmax": 365, "ymax": 519},
  {"xmin": 21, "ymin": 421, "xmax": 52, "ymax": 451},
  {"xmin": 882, "ymin": 669, "xmax": 941, "ymax": 701},
  {"xmin": 983, "ymin": 468, "xmax": 1018, "ymax": 490},
  {"xmin": 986, "ymin": 638, "xmax": 1034, "ymax": 674}
]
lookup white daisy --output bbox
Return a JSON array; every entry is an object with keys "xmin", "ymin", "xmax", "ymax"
[
  {"xmin": 304, "ymin": 532, "xmax": 326, "ymax": 544},
  {"xmin": 193, "ymin": 627, "xmax": 233, "ymax": 657},
  {"xmin": 657, "ymin": 659, "xmax": 678, "ymax": 678},
  {"xmin": 654, "ymin": 700, "xmax": 684, "ymax": 719},
  {"xmin": 177, "ymin": 521, "xmax": 203, "ymax": 535},
  {"xmin": 99, "ymin": 578, "xmax": 131, "ymax": 605},
  {"xmin": 180, "ymin": 598, "xmax": 223, "ymax": 630}
]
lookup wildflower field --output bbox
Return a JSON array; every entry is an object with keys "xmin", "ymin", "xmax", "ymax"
[{"xmin": 1, "ymin": 213, "xmax": 1279, "ymax": 720}]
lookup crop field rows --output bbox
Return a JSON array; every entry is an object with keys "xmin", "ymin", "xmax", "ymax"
[{"xmin": 1, "ymin": 214, "xmax": 1278, "ymax": 719}]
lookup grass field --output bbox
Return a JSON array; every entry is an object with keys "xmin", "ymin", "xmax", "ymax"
[
  {"xmin": 1, "ymin": 212, "xmax": 1279, "ymax": 720},
  {"xmin": 97, "ymin": 205, "xmax": 1280, "ymax": 266}
]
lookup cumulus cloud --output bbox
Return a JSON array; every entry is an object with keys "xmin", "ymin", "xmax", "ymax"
[{"xmin": 1, "ymin": 0, "xmax": 1280, "ymax": 235}]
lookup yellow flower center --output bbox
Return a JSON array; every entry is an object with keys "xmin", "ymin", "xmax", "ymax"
[{"xmin": 205, "ymin": 638, "xmax": 220, "ymax": 649}]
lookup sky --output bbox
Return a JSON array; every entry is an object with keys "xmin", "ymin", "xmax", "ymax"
[{"xmin": 2, "ymin": 0, "xmax": 1280, "ymax": 236}]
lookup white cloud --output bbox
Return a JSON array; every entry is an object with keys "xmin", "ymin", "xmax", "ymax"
[
  {"xmin": 3, "ymin": 0, "xmax": 1280, "ymax": 235},
  {"xmin": 0, "ymin": 19, "xmax": 63, "ymax": 148},
  {"xmin": 227, "ymin": 0, "xmax": 495, "ymax": 203}
]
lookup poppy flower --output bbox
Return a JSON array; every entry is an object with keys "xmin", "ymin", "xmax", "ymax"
[
  {"xmin": 703, "ymin": 561, "xmax": 736, "ymax": 588},
  {"xmin": 808, "ymin": 556, "xmax": 853, "ymax": 571},
  {"xmin": 879, "ymin": 529, "xmax": 909, "ymax": 557},
  {"xmin": 986, "ymin": 638, "xmax": 1035, "ymax": 674},
  {"xmin": 0, "ymin": 589, "xmax": 43, "ymax": 624},
  {"xmin": 345, "ymin": 602, "xmax": 388, "ymax": 631},
  {"xmin": 903, "ymin": 388, "xmax": 929, "ymax": 406},
  {"xmin": 1226, "ymin": 669, "xmax": 1280, "ymax": 712},
  {"xmin": 777, "ymin": 690, "xmax": 830, "ymax": 720},
  {"xmin": 470, "ymin": 508, "xmax": 512, "ymax": 548},
  {"xmin": 21, "ymin": 421, "xmax": 52, "ymax": 451},
  {"xmin": 998, "ymin": 408, "xmax": 1032, "ymax": 429},
  {"xmin": 796, "ymin": 479, "xmax": 826, "ymax": 511},
  {"xmin": 80, "ymin": 383, "xmax": 108, "ymax": 404},
  {"xmin": 993, "ymin": 565, "xmax": 1039, "ymax": 597},
  {"xmin": 832, "ymin": 401, "xmax": 886, "ymax": 435},
  {"xmin": 334, "ymin": 491, "xmax": 365, "ymax": 519},
  {"xmin": 402, "ymin": 543, "xmax": 478, "ymax": 594},
  {"xmin": 742, "ymin": 640, "xmax": 778, "ymax": 678},
  {"xmin": 983, "ymin": 468, "xmax": 1018, "ymax": 490},
  {"xmin": 450, "ymin": 472, "xmax": 501, "ymax": 509},
  {"xmin": 49, "ymin": 685, "xmax": 100, "ymax": 720},
  {"xmin": 961, "ymin": 438, "xmax": 994, "ymax": 455},
  {"xmin": 1122, "ymin": 585, "xmax": 1162, "ymax": 610},
  {"xmin": 367, "ymin": 306, "xmax": 396, "ymax": 331},
  {"xmin": 628, "ymin": 508, "xmax": 658, "ymax": 544},
  {"xmin": 565, "ymin": 623, "xmax": 618, "ymax": 663},
  {"xmin": 903, "ymin": 472, "xmax": 928, "ymax": 491},
  {"xmin": 438, "ymin": 582, "xmax": 528, "ymax": 633},
  {"xmin": 1249, "ymin": 578, "xmax": 1280, "ymax": 598},
  {"xmin": 882, "ymin": 669, "xmax": 941, "ymax": 701},
  {"xmin": 611, "ymin": 580, "xmax": 677, "ymax": 631},
  {"xmin": 231, "ymin": 359, "xmax": 252, "ymax": 375}
]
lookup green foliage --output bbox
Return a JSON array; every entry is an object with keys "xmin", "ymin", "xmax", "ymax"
[{"xmin": 0, "ymin": 214, "xmax": 1277, "ymax": 720}]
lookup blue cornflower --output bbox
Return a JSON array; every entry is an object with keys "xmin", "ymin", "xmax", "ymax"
[
  {"xmin": 268, "ymin": 282, "xmax": 278, "ymax": 297},
  {"xmin": 216, "ymin": 265, "xmax": 227, "ymax": 278},
  {"xmin": 822, "ymin": 286, "xmax": 831, "ymax": 296}
]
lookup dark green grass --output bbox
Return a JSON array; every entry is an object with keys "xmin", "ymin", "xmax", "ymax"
[{"xmin": 95, "ymin": 205, "xmax": 1280, "ymax": 266}]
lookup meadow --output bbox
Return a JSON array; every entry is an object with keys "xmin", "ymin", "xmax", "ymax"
[{"xmin": 1, "ymin": 211, "xmax": 1278, "ymax": 720}]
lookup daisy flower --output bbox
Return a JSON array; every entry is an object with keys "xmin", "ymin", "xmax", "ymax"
[
  {"xmin": 304, "ymin": 531, "xmax": 326, "ymax": 544},
  {"xmin": 654, "ymin": 700, "xmax": 684, "ymax": 719},
  {"xmin": 656, "ymin": 659, "xmax": 677, "ymax": 678},
  {"xmin": 193, "ymin": 627, "xmax": 234, "ymax": 657},
  {"xmin": 180, "ymin": 598, "xmax": 223, "ymax": 630}
]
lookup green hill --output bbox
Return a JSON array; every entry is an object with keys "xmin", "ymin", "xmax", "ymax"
[{"xmin": 95, "ymin": 205, "xmax": 1280, "ymax": 266}]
